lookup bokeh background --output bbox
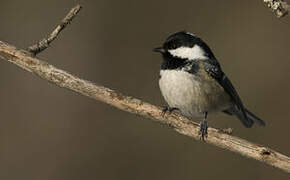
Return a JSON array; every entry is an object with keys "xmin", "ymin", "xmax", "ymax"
[{"xmin": 0, "ymin": 0, "xmax": 289, "ymax": 179}]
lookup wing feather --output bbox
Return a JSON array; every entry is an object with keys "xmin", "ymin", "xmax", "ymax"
[{"xmin": 204, "ymin": 60, "xmax": 248, "ymax": 121}]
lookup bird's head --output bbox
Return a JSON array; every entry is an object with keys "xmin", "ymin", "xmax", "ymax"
[{"xmin": 153, "ymin": 31, "xmax": 215, "ymax": 61}]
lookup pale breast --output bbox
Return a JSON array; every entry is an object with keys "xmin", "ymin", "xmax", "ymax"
[{"xmin": 159, "ymin": 70, "xmax": 231, "ymax": 118}]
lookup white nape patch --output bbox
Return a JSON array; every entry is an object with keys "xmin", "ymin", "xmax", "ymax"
[
  {"xmin": 185, "ymin": 32, "xmax": 196, "ymax": 37},
  {"xmin": 168, "ymin": 45, "xmax": 207, "ymax": 60}
]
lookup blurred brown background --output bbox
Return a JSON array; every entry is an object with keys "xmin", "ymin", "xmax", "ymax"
[{"xmin": 0, "ymin": 0, "xmax": 289, "ymax": 179}]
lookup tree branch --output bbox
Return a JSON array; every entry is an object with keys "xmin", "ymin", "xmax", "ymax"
[
  {"xmin": 263, "ymin": 0, "xmax": 290, "ymax": 18},
  {"xmin": 27, "ymin": 4, "xmax": 82, "ymax": 55},
  {"xmin": 1, "ymin": 2, "xmax": 290, "ymax": 174},
  {"xmin": 0, "ymin": 41, "xmax": 289, "ymax": 173}
]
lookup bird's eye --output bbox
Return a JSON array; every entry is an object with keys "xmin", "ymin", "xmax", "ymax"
[
  {"xmin": 164, "ymin": 41, "xmax": 179, "ymax": 50},
  {"xmin": 169, "ymin": 43, "xmax": 177, "ymax": 49}
]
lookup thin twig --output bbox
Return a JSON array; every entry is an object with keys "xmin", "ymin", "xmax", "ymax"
[
  {"xmin": 0, "ymin": 41, "xmax": 289, "ymax": 173},
  {"xmin": 263, "ymin": 0, "xmax": 290, "ymax": 18},
  {"xmin": 27, "ymin": 4, "xmax": 82, "ymax": 55}
]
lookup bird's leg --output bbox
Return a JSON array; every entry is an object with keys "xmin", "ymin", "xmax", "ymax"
[
  {"xmin": 161, "ymin": 106, "xmax": 180, "ymax": 117},
  {"xmin": 199, "ymin": 112, "xmax": 208, "ymax": 141}
]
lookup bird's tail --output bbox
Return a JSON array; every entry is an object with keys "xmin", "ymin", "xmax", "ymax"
[{"xmin": 224, "ymin": 107, "xmax": 265, "ymax": 128}]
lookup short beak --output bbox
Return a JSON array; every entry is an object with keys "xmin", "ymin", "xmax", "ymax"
[{"xmin": 153, "ymin": 47, "xmax": 165, "ymax": 54}]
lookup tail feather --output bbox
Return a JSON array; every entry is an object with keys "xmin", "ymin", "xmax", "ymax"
[
  {"xmin": 244, "ymin": 109, "xmax": 265, "ymax": 126},
  {"xmin": 223, "ymin": 107, "xmax": 265, "ymax": 128}
]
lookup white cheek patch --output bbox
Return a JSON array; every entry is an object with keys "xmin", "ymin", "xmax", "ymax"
[{"xmin": 168, "ymin": 45, "xmax": 207, "ymax": 60}]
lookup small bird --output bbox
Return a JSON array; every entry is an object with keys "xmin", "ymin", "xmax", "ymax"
[{"xmin": 153, "ymin": 31, "xmax": 265, "ymax": 139}]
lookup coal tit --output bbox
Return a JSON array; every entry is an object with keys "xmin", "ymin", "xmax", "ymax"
[{"xmin": 153, "ymin": 31, "xmax": 265, "ymax": 139}]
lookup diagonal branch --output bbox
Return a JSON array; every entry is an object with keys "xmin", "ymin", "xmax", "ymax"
[
  {"xmin": 263, "ymin": 0, "xmax": 290, "ymax": 18},
  {"xmin": 27, "ymin": 4, "xmax": 82, "ymax": 55},
  {"xmin": 0, "ymin": 41, "xmax": 289, "ymax": 173}
]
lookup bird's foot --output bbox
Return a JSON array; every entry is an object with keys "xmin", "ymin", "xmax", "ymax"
[
  {"xmin": 161, "ymin": 106, "xmax": 179, "ymax": 117},
  {"xmin": 199, "ymin": 119, "xmax": 208, "ymax": 141}
]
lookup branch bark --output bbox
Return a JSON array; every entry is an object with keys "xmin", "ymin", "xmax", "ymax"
[
  {"xmin": 263, "ymin": 0, "xmax": 290, "ymax": 18},
  {"xmin": 27, "ymin": 4, "xmax": 82, "ymax": 55},
  {"xmin": 0, "ymin": 41, "xmax": 289, "ymax": 173},
  {"xmin": 0, "ymin": 2, "xmax": 290, "ymax": 174}
]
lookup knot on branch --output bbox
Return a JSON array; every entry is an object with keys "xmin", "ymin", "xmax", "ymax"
[{"xmin": 259, "ymin": 147, "xmax": 275, "ymax": 161}]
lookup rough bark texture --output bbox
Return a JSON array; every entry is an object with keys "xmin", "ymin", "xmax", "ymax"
[
  {"xmin": 27, "ymin": 4, "xmax": 82, "ymax": 55},
  {"xmin": 0, "ymin": 41, "xmax": 289, "ymax": 173},
  {"xmin": 263, "ymin": 0, "xmax": 290, "ymax": 18}
]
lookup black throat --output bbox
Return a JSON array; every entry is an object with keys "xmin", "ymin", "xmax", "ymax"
[
  {"xmin": 160, "ymin": 52, "xmax": 200, "ymax": 74},
  {"xmin": 160, "ymin": 52, "xmax": 187, "ymax": 70}
]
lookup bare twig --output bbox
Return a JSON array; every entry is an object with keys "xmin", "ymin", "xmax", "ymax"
[
  {"xmin": 0, "ymin": 41, "xmax": 289, "ymax": 173},
  {"xmin": 263, "ymin": 0, "xmax": 290, "ymax": 18},
  {"xmin": 27, "ymin": 4, "xmax": 82, "ymax": 55}
]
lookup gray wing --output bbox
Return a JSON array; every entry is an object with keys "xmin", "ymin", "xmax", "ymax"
[{"xmin": 204, "ymin": 60, "xmax": 251, "ymax": 127}]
